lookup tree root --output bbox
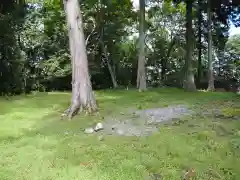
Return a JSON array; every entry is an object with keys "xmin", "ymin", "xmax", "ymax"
[
  {"xmin": 60, "ymin": 107, "xmax": 70, "ymax": 120},
  {"xmin": 61, "ymin": 103, "xmax": 97, "ymax": 120}
]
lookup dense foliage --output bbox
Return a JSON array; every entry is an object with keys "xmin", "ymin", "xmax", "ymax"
[{"xmin": 0, "ymin": 0, "xmax": 239, "ymax": 95}]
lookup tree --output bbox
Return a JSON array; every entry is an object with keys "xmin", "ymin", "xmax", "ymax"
[
  {"xmin": 207, "ymin": 0, "xmax": 214, "ymax": 91},
  {"xmin": 97, "ymin": 0, "xmax": 118, "ymax": 88},
  {"xmin": 196, "ymin": 0, "xmax": 202, "ymax": 86},
  {"xmin": 62, "ymin": 0, "xmax": 97, "ymax": 118},
  {"xmin": 137, "ymin": 0, "xmax": 147, "ymax": 91},
  {"xmin": 2, "ymin": 0, "xmax": 239, "ymax": 96},
  {"xmin": 0, "ymin": 0, "xmax": 26, "ymax": 95},
  {"xmin": 183, "ymin": 0, "xmax": 196, "ymax": 91},
  {"xmin": 224, "ymin": 34, "xmax": 240, "ymax": 86}
]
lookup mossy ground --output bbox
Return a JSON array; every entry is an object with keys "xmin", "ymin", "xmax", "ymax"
[{"xmin": 0, "ymin": 88, "xmax": 239, "ymax": 180}]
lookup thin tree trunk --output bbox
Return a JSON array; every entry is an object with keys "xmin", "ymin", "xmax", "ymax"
[
  {"xmin": 106, "ymin": 60, "xmax": 118, "ymax": 88},
  {"xmin": 183, "ymin": 0, "xmax": 196, "ymax": 91},
  {"xmin": 207, "ymin": 0, "xmax": 215, "ymax": 91},
  {"xmin": 63, "ymin": 0, "xmax": 97, "ymax": 119},
  {"xmin": 101, "ymin": 42, "xmax": 118, "ymax": 88},
  {"xmin": 97, "ymin": 0, "xmax": 118, "ymax": 88},
  {"xmin": 196, "ymin": 0, "xmax": 202, "ymax": 87},
  {"xmin": 161, "ymin": 37, "xmax": 176, "ymax": 83},
  {"xmin": 137, "ymin": 0, "xmax": 147, "ymax": 91},
  {"xmin": 217, "ymin": 51, "xmax": 221, "ymax": 76},
  {"xmin": 161, "ymin": 59, "xmax": 167, "ymax": 83}
]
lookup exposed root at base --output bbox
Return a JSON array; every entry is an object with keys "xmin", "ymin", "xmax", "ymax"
[
  {"xmin": 60, "ymin": 107, "xmax": 70, "ymax": 120},
  {"xmin": 61, "ymin": 104, "xmax": 97, "ymax": 120}
]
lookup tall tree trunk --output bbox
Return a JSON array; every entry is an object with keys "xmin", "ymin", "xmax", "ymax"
[
  {"xmin": 107, "ymin": 60, "xmax": 118, "ymax": 88},
  {"xmin": 196, "ymin": 0, "xmax": 202, "ymax": 87},
  {"xmin": 97, "ymin": 0, "xmax": 118, "ymax": 88},
  {"xmin": 161, "ymin": 59, "xmax": 167, "ymax": 83},
  {"xmin": 161, "ymin": 37, "xmax": 176, "ymax": 83},
  {"xmin": 101, "ymin": 42, "xmax": 118, "ymax": 88},
  {"xmin": 137, "ymin": 0, "xmax": 147, "ymax": 91},
  {"xmin": 63, "ymin": 0, "xmax": 97, "ymax": 119},
  {"xmin": 183, "ymin": 0, "xmax": 196, "ymax": 91},
  {"xmin": 207, "ymin": 0, "xmax": 215, "ymax": 91},
  {"xmin": 106, "ymin": 60, "xmax": 118, "ymax": 88}
]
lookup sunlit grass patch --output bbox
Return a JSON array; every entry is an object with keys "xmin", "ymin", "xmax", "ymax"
[
  {"xmin": 0, "ymin": 88, "xmax": 239, "ymax": 180},
  {"xmin": 221, "ymin": 107, "xmax": 240, "ymax": 118}
]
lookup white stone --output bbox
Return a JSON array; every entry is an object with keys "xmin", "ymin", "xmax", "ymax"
[
  {"xmin": 84, "ymin": 128, "xmax": 95, "ymax": 134},
  {"xmin": 94, "ymin": 122, "xmax": 104, "ymax": 131}
]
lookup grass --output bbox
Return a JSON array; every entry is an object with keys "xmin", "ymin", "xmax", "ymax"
[{"xmin": 0, "ymin": 88, "xmax": 240, "ymax": 180}]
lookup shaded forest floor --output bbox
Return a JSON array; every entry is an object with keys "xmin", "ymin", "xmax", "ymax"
[{"xmin": 0, "ymin": 88, "xmax": 240, "ymax": 180}]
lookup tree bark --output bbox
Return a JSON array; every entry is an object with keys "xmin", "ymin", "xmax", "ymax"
[
  {"xmin": 137, "ymin": 0, "xmax": 147, "ymax": 91},
  {"xmin": 183, "ymin": 0, "xmax": 196, "ymax": 91},
  {"xmin": 207, "ymin": 0, "xmax": 215, "ymax": 91},
  {"xmin": 106, "ymin": 59, "xmax": 118, "ymax": 88},
  {"xmin": 161, "ymin": 59, "xmax": 167, "ymax": 83},
  {"xmin": 196, "ymin": 0, "xmax": 202, "ymax": 87},
  {"xmin": 161, "ymin": 37, "xmax": 176, "ymax": 83},
  {"xmin": 101, "ymin": 42, "xmax": 118, "ymax": 88},
  {"xmin": 63, "ymin": 0, "xmax": 97, "ymax": 119},
  {"xmin": 97, "ymin": 0, "xmax": 118, "ymax": 88}
]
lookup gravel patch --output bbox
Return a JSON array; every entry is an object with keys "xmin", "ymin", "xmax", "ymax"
[
  {"xmin": 135, "ymin": 105, "xmax": 190, "ymax": 124},
  {"xmin": 85, "ymin": 105, "xmax": 191, "ymax": 137}
]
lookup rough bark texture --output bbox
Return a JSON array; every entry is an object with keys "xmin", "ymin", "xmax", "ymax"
[
  {"xmin": 137, "ymin": 0, "xmax": 147, "ymax": 91},
  {"xmin": 63, "ymin": 0, "xmax": 97, "ymax": 119},
  {"xmin": 207, "ymin": 0, "xmax": 215, "ymax": 91},
  {"xmin": 183, "ymin": 0, "xmax": 196, "ymax": 91},
  {"xmin": 197, "ymin": 0, "xmax": 202, "ymax": 86}
]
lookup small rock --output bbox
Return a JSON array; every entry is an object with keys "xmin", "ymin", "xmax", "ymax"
[
  {"xmin": 84, "ymin": 128, "xmax": 95, "ymax": 134},
  {"xmin": 94, "ymin": 122, "xmax": 104, "ymax": 132}
]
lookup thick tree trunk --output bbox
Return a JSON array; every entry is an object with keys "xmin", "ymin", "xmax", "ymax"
[
  {"xmin": 183, "ymin": 0, "xmax": 196, "ymax": 91},
  {"xmin": 207, "ymin": 0, "xmax": 215, "ymax": 91},
  {"xmin": 196, "ymin": 0, "xmax": 202, "ymax": 87},
  {"xmin": 137, "ymin": 0, "xmax": 147, "ymax": 91},
  {"xmin": 63, "ymin": 0, "xmax": 97, "ymax": 119}
]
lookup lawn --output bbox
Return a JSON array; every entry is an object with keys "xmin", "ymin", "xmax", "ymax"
[{"xmin": 0, "ymin": 88, "xmax": 239, "ymax": 180}]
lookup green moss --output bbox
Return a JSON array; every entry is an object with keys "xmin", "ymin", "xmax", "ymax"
[{"xmin": 221, "ymin": 107, "xmax": 240, "ymax": 118}]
